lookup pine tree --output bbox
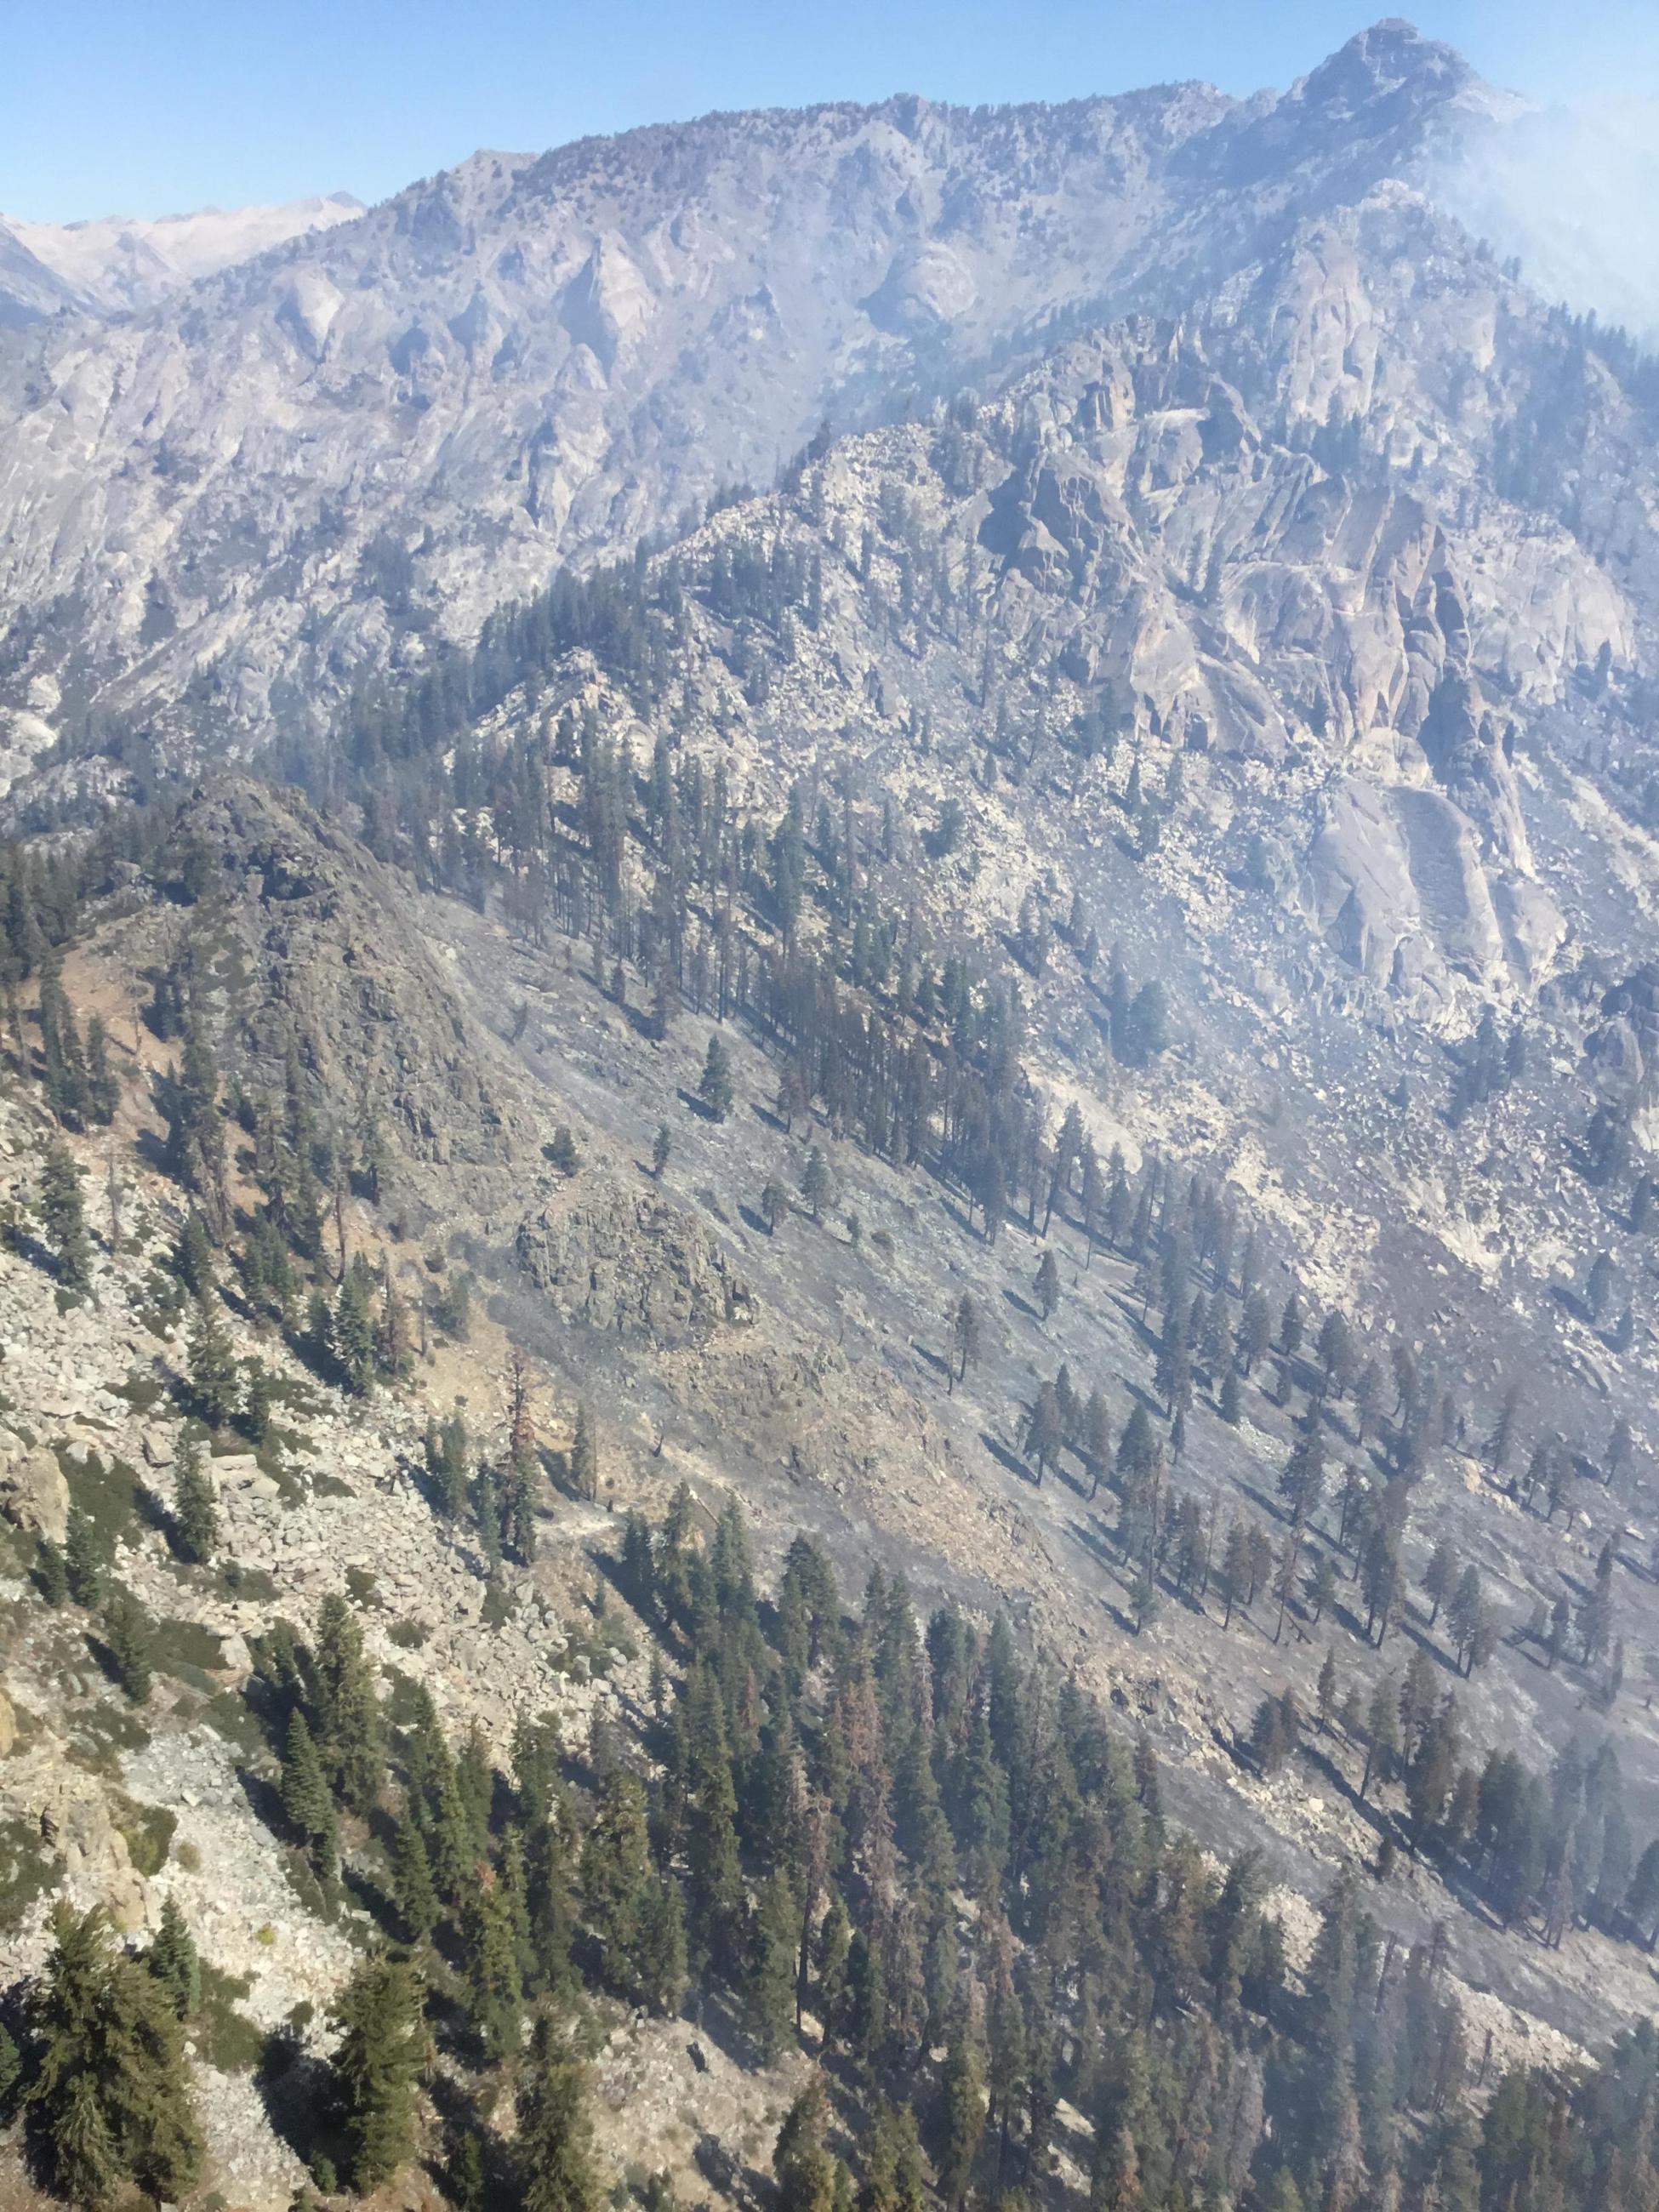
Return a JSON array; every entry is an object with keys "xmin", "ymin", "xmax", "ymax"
[
  {"xmin": 636, "ymin": 1875, "xmax": 688, "ymax": 2018},
  {"xmin": 1309, "ymin": 1551, "xmax": 1339, "ymax": 1624},
  {"xmin": 454, "ymin": 1722, "xmax": 493, "ymax": 1860},
  {"xmin": 35, "ymin": 1534, "xmax": 68, "ymax": 1605},
  {"xmin": 1220, "ymin": 1519, "xmax": 1250, "ymax": 1628},
  {"xmin": 332, "ymin": 1949, "xmax": 428, "ymax": 2190},
  {"xmin": 29, "ymin": 1901, "xmax": 204, "ymax": 2209},
  {"xmin": 499, "ymin": 1827, "xmax": 536, "ymax": 2002},
  {"xmin": 186, "ymin": 1290, "xmax": 237, "ymax": 1427},
  {"xmin": 424, "ymin": 1745, "xmax": 475, "ymax": 1907},
  {"xmin": 570, "ymin": 1402, "xmax": 599, "ymax": 1501},
  {"xmin": 1093, "ymin": 2124, "xmax": 1142, "ymax": 2212},
  {"xmin": 242, "ymin": 1355, "xmax": 276, "ymax": 1445},
  {"xmin": 1035, "ymin": 1247, "xmax": 1062, "ymax": 1321},
  {"xmin": 1219, "ymin": 1365, "xmax": 1242, "ymax": 1425},
  {"xmin": 393, "ymin": 1811, "xmax": 439, "ymax": 1944},
  {"xmin": 580, "ymin": 1768, "xmax": 656, "ymax": 1998},
  {"xmin": 801, "ymin": 1144, "xmax": 834, "ymax": 1223},
  {"xmin": 102, "ymin": 1587, "xmax": 153, "ymax": 1703},
  {"xmin": 503, "ymin": 1461, "xmax": 539, "ymax": 1564},
  {"xmin": 683, "ymin": 1668, "xmax": 744, "ymax": 1975},
  {"xmin": 40, "ymin": 1138, "xmax": 91, "ymax": 1293},
  {"xmin": 85, "ymin": 1018, "xmax": 118, "ymax": 1125},
  {"xmin": 938, "ymin": 2032, "xmax": 987, "ymax": 2209},
  {"xmin": 518, "ymin": 2015, "xmax": 601, "ymax": 2212},
  {"xmin": 65, "ymin": 1506, "xmax": 103, "ymax": 1607},
  {"xmin": 950, "ymin": 1293, "xmax": 981, "ymax": 1390},
  {"xmin": 461, "ymin": 1870, "xmax": 524, "ymax": 2061},
  {"xmin": 1360, "ymin": 1679, "xmax": 1399, "ymax": 1799},
  {"xmin": 334, "ymin": 1265, "xmax": 376, "ymax": 1394},
  {"xmin": 174, "ymin": 1211, "xmax": 215, "ymax": 1298},
  {"xmin": 147, "ymin": 1891, "xmax": 201, "ymax": 2020},
  {"xmin": 863, "ymin": 2099, "xmax": 926, "ymax": 2212},
  {"xmin": 520, "ymin": 1807, "xmax": 576, "ymax": 1998},
  {"xmin": 281, "ymin": 1711, "xmax": 338, "ymax": 1878},
  {"xmin": 746, "ymin": 1867, "xmax": 800, "ymax": 2061},
  {"xmin": 1446, "ymin": 1566, "xmax": 1488, "ymax": 1676},
  {"xmin": 698, "ymin": 1033, "xmax": 734, "ymax": 1120},
  {"xmin": 428, "ymin": 1410, "xmax": 470, "ymax": 1519},
  {"xmin": 312, "ymin": 1590, "xmax": 385, "ymax": 1812},
  {"xmin": 1317, "ymin": 1647, "xmax": 1339, "ymax": 1734},
  {"xmin": 652, "ymin": 1124, "xmax": 671, "ymax": 1177},
  {"xmin": 1624, "ymin": 1839, "xmax": 1659, "ymax": 1947},
  {"xmin": 172, "ymin": 1433, "xmax": 218, "ymax": 1563},
  {"xmin": 452, "ymin": 2125, "xmax": 487, "ymax": 2212},
  {"xmin": 775, "ymin": 2076, "xmax": 841, "ymax": 2212}
]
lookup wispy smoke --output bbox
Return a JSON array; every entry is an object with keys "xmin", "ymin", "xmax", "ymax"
[{"xmin": 1431, "ymin": 98, "xmax": 1659, "ymax": 347}]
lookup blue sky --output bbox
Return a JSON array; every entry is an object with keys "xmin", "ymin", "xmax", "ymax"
[{"xmin": 6, "ymin": 0, "xmax": 1659, "ymax": 223}]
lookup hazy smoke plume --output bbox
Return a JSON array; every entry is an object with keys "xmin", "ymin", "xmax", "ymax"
[{"xmin": 1433, "ymin": 97, "xmax": 1659, "ymax": 347}]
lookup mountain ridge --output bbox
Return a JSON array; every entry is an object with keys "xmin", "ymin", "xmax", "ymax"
[{"xmin": 0, "ymin": 20, "xmax": 1502, "ymax": 777}]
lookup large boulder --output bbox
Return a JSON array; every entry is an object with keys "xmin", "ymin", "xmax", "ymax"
[
  {"xmin": 516, "ymin": 1186, "xmax": 755, "ymax": 1348},
  {"xmin": 0, "ymin": 1433, "xmax": 70, "ymax": 1545}
]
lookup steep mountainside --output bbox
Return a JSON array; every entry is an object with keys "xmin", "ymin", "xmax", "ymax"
[{"xmin": 4, "ymin": 23, "xmax": 1659, "ymax": 2212}]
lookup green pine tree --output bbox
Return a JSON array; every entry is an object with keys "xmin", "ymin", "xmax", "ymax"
[
  {"xmin": 580, "ymin": 1769, "xmax": 655, "ymax": 1998},
  {"xmin": 28, "ymin": 1901, "xmax": 204, "ymax": 2209},
  {"xmin": 334, "ymin": 1264, "xmax": 377, "ymax": 1394},
  {"xmin": 172, "ymin": 1433, "xmax": 218, "ymax": 1563},
  {"xmin": 461, "ymin": 1872, "xmax": 523, "ymax": 2062},
  {"xmin": 745, "ymin": 1867, "xmax": 800, "ymax": 2062},
  {"xmin": 637, "ymin": 1876, "xmax": 688, "ymax": 2019},
  {"xmin": 65, "ymin": 1506, "xmax": 103, "ymax": 1607},
  {"xmin": 242, "ymin": 1356, "xmax": 276, "ymax": 1445},
  {"xmin": 146, "ymin": 1891, "xmax": 201, "ymax": 2020},
  {"xmin": 281, "ymin": 1711, "xmax": 338, "ymax": 1878},
  {"xmin": 863, "ymin": 2100, "xmax": 926, "ymax": 2212},
  {"xmin": 938, "ymin": 2033, "xmax": 986, "ymax": 2210},
  {"xmin": 331, "ymin": 1949, "xmax": 428, "ymax": 2191},
  {"xmin": 173, "ymin": 1211, "xmax": 215, "ymax": 1298},
  {"xmin": 392, "ymin": 1810, "xmax": 439, "ymax": 1944},
  {"xmin": 698, "ymin": 1033, "xmax": 735, "ymax": 1121},
  {"xmin": 775, "ymin": 2076, "xmax": 842, "ymax": 2212},
  {"xmin": 525, "ymin": 1815, "xmax": 577, "ymax": 1998},
  {"xmin": 186, "ymin": 1290, "xmax": 237, "ymax": 1427},
  {"xmin": 35, "ymin": 1534, "xmax": 68, "ymax": 1606},
  {"xmin": 518, "ymin": 2014, "xmax": 601, "ymax": 2212},
  {"xmin": 86, "ymin": 1018, "xmax": 118, "ymax": 1125},
  {"xmin": 102, "ymin": 1587, "xmax": 154, "ymax": 1704},
  {"xmin": 40, "ymin": 1138, "xmax": 91, "ymax": 1294},
  {"xmin": 311, "ymin": 1591, "xmax": 385, "ymax": 1813},
  {"xmin": 682, "ymin": 1667, "xmax": 744, "ymax": 1975}
]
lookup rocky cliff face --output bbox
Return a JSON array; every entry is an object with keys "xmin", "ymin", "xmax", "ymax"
[{"xmin": 142, "ymin": 782, "xmax": 544, "ymax": 1206}]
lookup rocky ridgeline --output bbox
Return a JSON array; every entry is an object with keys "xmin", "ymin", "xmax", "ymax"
[{"xmin": 0, "ymin": 24, "xmax": 1509, "ymax": 761}]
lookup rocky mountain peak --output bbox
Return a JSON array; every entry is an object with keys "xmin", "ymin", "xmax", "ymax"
[{"xmin": 1301, "ymin": 16, "xmax": 1468, "ymax": 102}]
